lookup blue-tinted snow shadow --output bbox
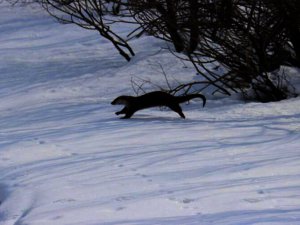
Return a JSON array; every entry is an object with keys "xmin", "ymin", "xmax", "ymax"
[
  {"xmin": 0, "ymin": 102, "xmax": 107, "ymax": 148},
  {"xmin": 1, "ymin": 100, "xmax": 300, "ymax": 181},
  {"xmin": 2, "ymin": 100, "xmax": 299, "ymax": 151},
  {"xmin": 0, "ymin": 184, "xmax": 8, "ymax": 204},
  {"xmin": 98, "ymin": 208, "xmax": 300, "ymax": 225},
  {"xmin": 0, "ymin": 56, "xmax": 126, "ymax": 94},
  {"xmin": 0, "ymin": 184, "xmax": 10, "ymax": 221},
  {"xmin": 112, "ymin": 111, "xmax": 300, "ymax": 148}
]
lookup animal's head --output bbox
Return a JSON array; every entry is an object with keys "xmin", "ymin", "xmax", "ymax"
[{"xmin": 111, "ymin": 96, "xmax": 131, "ymax": 105}]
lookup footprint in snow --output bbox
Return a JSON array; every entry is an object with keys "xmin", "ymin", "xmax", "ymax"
[
  {"xmin": 116, "ymin": 206, "xmax": 125, "ymax": 211},
  {"xmin": 181, "ymin": 198, "xmax": 195, "ymax": 204},
  {"xmin": 135, "ymin": 173, "xmax": 153, "ymax": 182},
  {"xmin": 1, "ymin": 157, "xmax": 10, "ymax": 161},
  {"xmin": 39, "ymin": 140, "xmax": 46, "ymax": 145},
  {"xmin": 53, "ymin": 198, "xmax": 76, "ymax": 204},
  {"xmin": 257, "ymin": 190, "xmax": 265, "ymax": 194},
  {"xmin": 168, "ymin": 197, "xmax": 196, "ymax": 206},
  {"xmin": 135, "ymin": 173, "xmax": 148, "ymax": 178},
  {"xmin": 244, "ymin": 198, "xmax": 262, "ymax": 203},
  {"xmin": 52, "ymin": 215, "xmax": 63, "ymax": 220},
  {"xmin": 159, "ymin": 190, "xmax": 174, "ymax": 195},
  {"xmin": 33, "ymin": 138, "xmax": 46, "ymax": 145},
  {"xmin": 115, "ymin": 196, "xmax": 132, "ymax": 202}
]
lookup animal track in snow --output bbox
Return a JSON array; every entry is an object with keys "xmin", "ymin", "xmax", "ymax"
[
  {"xmin": 181, "ymin": 198, "xmax": 195, "ymax": 204},
  {"xmin": 0, "ymin": 157, "xmax": 10, "ymax": 161},
  {"xmin": 135, "ymin": 173, "xmax": 148, "ymax": 178},
  {"xmin": 115, "ymin": 196, "xmax": 132, "ymax": 202},
  {"xmin": 135, "ymin": 172, "xmax": 153, "ymax": 183},
  {"xmin": 53, "ymin": 198, "xmax": 76, "ymax": 204},
  {"xmin": 116, "ymin": 206, "xmax": 125, "ymax": 211},
  {"xmin": 244, "ymin": 198, "xmax": 262, "ymax": 203},
  {"xmin": 168, "ymin": 197, "xmax": 196, "ymax": 204}
]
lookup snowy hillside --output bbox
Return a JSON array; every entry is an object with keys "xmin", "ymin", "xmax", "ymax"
[{"xmin": 1, "ymin": 3, "xmax": 300, "ymax": 225}]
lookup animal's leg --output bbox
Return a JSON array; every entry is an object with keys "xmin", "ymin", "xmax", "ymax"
[
  {"xmin": 169, "ymin": 104, "xmax": 186, "ymax": 118},
  {"xmin": 116, "ymin": 107, "xmax": 127, "ymax": 115},
  {"xmin": 121, "ymin": 110, "xmax": 135, "ymax": 119}
]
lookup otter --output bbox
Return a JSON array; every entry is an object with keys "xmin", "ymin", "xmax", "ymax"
[{"xmin": 111, "ymin": 91, "xmax": 206, "ymax": 119}]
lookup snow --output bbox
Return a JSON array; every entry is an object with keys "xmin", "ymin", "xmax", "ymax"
[{"xmin": 1, "ymin": 3, "xmax": 300, "ymax": 225}]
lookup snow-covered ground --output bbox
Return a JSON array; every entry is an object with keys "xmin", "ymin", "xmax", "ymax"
[{"xmin": 1, "ymin": 3, "xmax": 300, "ymax": 225}]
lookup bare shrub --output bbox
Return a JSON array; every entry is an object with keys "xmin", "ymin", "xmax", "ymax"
[{"xmin": 40, "ymin": 0, "xmax": 135, "ymax": 61}]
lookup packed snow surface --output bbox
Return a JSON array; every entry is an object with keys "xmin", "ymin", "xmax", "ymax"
[{"xmin": 1, "ymin": 4, "xmax": 300, "ymax": 225}]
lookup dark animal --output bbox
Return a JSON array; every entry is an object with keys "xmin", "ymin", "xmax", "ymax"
[{"xmin": 111, "ymin": 91, "xmax": 206, "ymax": 119}]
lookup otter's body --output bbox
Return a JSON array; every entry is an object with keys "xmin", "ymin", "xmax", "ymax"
[{"xmin": 111, "ymin": 91, "xmax": 206, "ymax": 119}]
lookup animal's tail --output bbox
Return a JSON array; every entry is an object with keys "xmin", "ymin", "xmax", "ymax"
[{"xmin": 176, "ymin": 94, "xmax": 206, "ymax": 107}]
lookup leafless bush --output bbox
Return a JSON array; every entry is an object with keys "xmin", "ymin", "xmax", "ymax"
[
  {"xmin": 126, "ymin": 0, "xmax": 299, "ymax": 101},
  {"xmin": 130, "ymin": 62, "xmax": 207, "ymax": 97},
  {"xmin": 40, "ymin": 0, "xmax": 135, "ymax": 61}
]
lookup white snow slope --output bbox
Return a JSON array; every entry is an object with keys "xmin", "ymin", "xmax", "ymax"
[{"xmin": 1, "ymin": 4, "xmax": 300, "ymax": 225}]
